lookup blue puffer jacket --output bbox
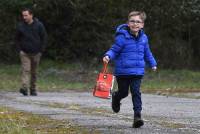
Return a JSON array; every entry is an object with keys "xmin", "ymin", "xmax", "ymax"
[{"xmin": 105, "ymin": 24, "xmax": 157, "ymax": 76}]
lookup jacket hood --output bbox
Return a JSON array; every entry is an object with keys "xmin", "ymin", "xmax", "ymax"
[
  {"xmin": 33, "ymin": 17, "xmax": 39, "ymax": 22},
  {"xmin": 115, "ymin": 24, "xmax": 144, "ymax": 39},
  {"xmin": 22, "ymin": 17, "xmax": 39, "ymax": 25}
]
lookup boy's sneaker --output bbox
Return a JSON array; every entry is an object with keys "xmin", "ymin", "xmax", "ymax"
[
  {"xmin": 133, "ymin": 113, "xmax": 144, "ymax": 128},
  {"xmin": 30, "ymin": 89, "xmax": 37, "ymax": 96},
  {"xmin": 19, "ymin": 88, "xmax": 28, "ymax": 96},
  {"xmin": 112, "ymin": 92, "xmax": 120, "ymax": 113}
]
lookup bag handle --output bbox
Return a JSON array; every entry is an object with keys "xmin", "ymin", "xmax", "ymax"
[{"xmin": 102, "ymin": 62, "xmax": 108, "ymax": 73}]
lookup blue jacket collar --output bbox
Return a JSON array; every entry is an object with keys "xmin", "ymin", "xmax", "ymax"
[{"xmin": 115, "ymin": 24, "xmax": 144, "ymax": 39}]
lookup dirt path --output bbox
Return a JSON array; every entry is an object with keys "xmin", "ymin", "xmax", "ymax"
[{"xmin": 0, "ymin": 91, "xmax": 199, "ymax": 134}]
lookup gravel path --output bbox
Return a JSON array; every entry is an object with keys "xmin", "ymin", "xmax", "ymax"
[{"xmin": 0, "ymin": 91, "xmax": 199, "ymax": 134}]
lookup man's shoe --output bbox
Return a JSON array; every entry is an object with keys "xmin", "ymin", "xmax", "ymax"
[
  {"xmin": 30, "ymin": 89, "xmax": 37, "ymax": 96},
  {"xmin": 133, "ymin": 113, "xmax": 144, "ymax": 128},
  {"xmin": 19, "ymin": 88, "xmax": 28, "ymax": 96},
  {"xmin": 112, "ymin": 92, "xmax": 120, "ymax": 113}
]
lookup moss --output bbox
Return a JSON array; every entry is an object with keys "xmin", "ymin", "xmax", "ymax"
[
  {"xmin": 0, "ymin": 107, "xmax": 97, "ymax": 134},
  {"xmin": 158, "ymin": 121, "xmax": 185, "ymax": 129}
]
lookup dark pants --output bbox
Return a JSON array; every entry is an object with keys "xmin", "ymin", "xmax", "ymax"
[{"xmin": 115, "ymin": 75, "xmax": 143, "ymax": 113}]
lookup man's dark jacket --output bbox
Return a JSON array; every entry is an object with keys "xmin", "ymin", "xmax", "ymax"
[{"xmin": 15, "ymin": 18, "xmax": 47, "ymax": 54}]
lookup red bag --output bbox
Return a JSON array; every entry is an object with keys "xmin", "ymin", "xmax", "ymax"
[{"xmin": 93, "ymin": 63, "xmax": 114, "ymax": 99}]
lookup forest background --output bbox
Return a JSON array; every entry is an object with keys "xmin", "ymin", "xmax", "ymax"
[{"xmin": 0, "ymin": 0, "xmax": 199, "ymax": 69}]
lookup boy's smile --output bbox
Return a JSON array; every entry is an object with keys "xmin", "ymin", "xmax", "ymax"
[{"xmin": 128, "ymin": 15, "xmax": 144, "ymax": 36}]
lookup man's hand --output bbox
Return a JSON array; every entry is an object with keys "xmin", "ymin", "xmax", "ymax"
[{"xmin": 103, "ymin": 56, "xmax": 110, "ymax": 63}]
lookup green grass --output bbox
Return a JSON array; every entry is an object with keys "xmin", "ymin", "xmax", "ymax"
[
  {"xmin": 142, "ymin": 69, "xmax": 200, "ymax": 93},
  {"xmin": 0, "ymin": 60, "xmax": 200, "ymax": 94},
  {"xmin": 0, "ymin": 60, "xmax": 96, "ymax": 92},
  {"xmin": 0, "ymin": 106, "xmax": 91, "ymax": 134}
]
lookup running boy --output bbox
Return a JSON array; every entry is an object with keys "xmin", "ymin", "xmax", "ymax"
[{"xmin": 103, "ymin": 11, "xmax": 157, "ymax": 128}]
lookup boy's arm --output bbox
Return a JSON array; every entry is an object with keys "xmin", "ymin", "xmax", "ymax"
[
  {"xmin": 144, "ymin": 42, "xmax": 157, "ymax": 68},
  {"xmin": 104, "ymin": 35, "xmax": 125, "ymax": 61}
]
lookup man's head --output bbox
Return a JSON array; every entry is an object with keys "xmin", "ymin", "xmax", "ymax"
[
  {"xmin": 127, "ymin": 11, "xmax": 146, "ymax": 35},
  {"xmin": 21, "ymin": 8, "xmax": 33, "ymax": 24}
]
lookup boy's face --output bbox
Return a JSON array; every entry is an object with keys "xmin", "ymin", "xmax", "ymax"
[{"xmin": 128, "ymin": 15, "xmax": 144, "ymax": 35}]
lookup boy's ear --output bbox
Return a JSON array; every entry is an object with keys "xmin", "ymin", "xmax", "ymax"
[
  {"xmin": 127, "ymin": 21, "xmax": 131, "ymax": 27},
  {"xmin": 141, "ymin": 23, "xmax": 144, "ymax": 28}
]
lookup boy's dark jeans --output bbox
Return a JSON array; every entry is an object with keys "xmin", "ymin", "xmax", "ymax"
[{"xmin": 115, "ymin": 75, "xmax": 143, "ymax": 113}]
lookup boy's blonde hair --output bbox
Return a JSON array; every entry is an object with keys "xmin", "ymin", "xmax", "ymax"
[{"xmin": 128, "ymin": 11, "xmax": 147, "ymax": 22}]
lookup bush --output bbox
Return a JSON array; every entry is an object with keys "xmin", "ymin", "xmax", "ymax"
[{"xmin": 0, "ymin": 0, "xmax": 199, "ymax": 69}]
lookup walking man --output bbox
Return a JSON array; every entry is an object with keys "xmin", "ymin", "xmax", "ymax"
[{"xmin": 15, "ymin": 8, "xmax": 47, "ymax": 96}]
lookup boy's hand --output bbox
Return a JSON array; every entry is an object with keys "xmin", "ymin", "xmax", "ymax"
[
  {"xmin": 152, "ymin": 66, "xmax": 157, "ymax": 71},
  {"xmin": 103, "ymin": 56, "xmax": 110, "ymax": 63}
]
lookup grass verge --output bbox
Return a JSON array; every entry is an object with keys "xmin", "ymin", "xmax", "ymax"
[
  {"xmin": 0, "ymin": 106, "xmax": 92, "ymax": 134},
  {"xmin": 0, "ymin": 60, "xmax": 200, "ymax": 95}
]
